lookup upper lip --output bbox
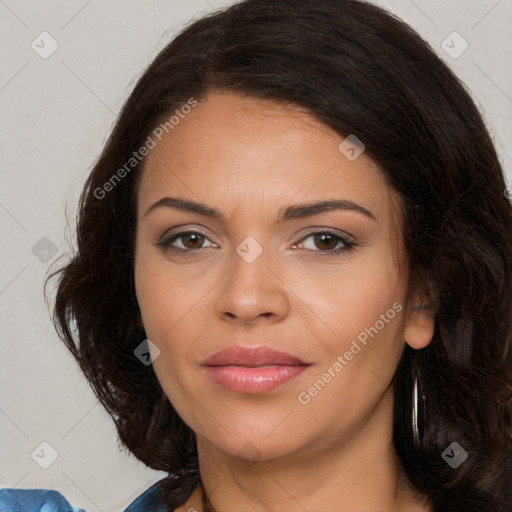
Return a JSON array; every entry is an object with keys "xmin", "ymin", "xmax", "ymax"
[{"xmin": 203, "ymin": 346, "xmax": 309, "ymax": 367}]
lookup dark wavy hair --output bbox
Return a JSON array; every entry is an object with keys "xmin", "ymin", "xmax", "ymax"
[{"xmin": 46, "ymin": 0, "xmax": 512, "ymax": 510}]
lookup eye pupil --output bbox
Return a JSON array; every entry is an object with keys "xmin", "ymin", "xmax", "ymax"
[
  {"xmin": 183, "ymin": 233, "xmax": 204, "ymax": 248},
  {"xmin": 314, "ymin": 233, "xmax": 337, "ymax": 250}
]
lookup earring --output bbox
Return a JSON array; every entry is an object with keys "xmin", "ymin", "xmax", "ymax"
[
  {"xmin": 496, "ymin": 393, "xmax": 512, "ymax": 439},
  {"xmin": 412, "ymin": 361, "xmax": 425, "ymax": 447},
  {"xmin": 412, "ymin": 370, "xmax": 419, "ymax": 446}
]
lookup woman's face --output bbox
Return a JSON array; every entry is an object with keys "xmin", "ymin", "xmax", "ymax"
[{"xmin": 134, "ymin": 91, "xmax": 432, "ymax": 461}]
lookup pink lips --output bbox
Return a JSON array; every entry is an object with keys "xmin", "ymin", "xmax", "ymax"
[{"xmin": 203, "ymin": 346, "xmax": 310, "ymax": 393}]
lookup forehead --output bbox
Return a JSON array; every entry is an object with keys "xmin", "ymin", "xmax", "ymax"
[{"xmin": 138, "ymin": 91, "xmax": 395, "ymax": 224}]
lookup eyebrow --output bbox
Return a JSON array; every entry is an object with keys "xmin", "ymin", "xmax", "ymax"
[{"xmin": 142, "ymin": 197, "xmax": 376, "ymax": 223}]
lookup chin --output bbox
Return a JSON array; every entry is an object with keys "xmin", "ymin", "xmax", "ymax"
[{"xmin": 196, "ymin": 422, "xmax": 308, "ymax": 463}]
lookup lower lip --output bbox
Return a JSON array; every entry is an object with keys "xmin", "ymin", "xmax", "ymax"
[{"xmin": 203, "ymin": 365, "xmax": 309, "ymax": 393}]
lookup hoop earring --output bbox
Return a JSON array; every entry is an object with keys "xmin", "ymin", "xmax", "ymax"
[
  {"xmin": 412, "ymin": 369, "xmax": 419, "ymax": 446},
  {"xmin": 411, "ymin": 359, "xmax": 425, "ymax": 447}
]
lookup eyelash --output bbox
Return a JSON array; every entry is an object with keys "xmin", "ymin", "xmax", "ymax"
[{"xmin": 156, "ymin": 230, "xmax": 356, "ymax": 256}]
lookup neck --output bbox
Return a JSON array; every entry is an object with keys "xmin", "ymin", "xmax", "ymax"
[{"xmin": 180, "ymin": 387, "xmax": 429, "ymax": 512}]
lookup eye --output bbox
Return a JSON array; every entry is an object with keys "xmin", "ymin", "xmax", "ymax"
[
  {"xmin": 156, "ymin": 230, "xmax": 218, "ymax": 253},
  {"xmin": 156, "ymin": 229, "xmax": 355, "ymax": 256},
  {"xmin": 294, "ymin": 231, "xmax": 356, "ymax": 256}
]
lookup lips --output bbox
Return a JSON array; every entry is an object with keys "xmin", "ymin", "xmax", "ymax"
[
  {"xmin": 203, "ymin": 346, "xmax": 311, "ymax": 393},
  {"xmin": 203, "ymin": 345, "xmax": 308, "ymax": 367}
]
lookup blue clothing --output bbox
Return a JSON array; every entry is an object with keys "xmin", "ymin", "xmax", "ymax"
[{"xmin": 0, "ymin": 479, "xmax": 167, "ymax": 511}]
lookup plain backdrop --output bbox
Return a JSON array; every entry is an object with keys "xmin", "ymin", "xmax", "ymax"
[{"xmin": 1, "ymin": 1, "xmax": 511, "ymax": 510}]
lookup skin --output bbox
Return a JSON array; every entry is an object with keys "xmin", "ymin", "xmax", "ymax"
[{"xmin": 134, "ymin": 90, "xmax": 435, "ymax": 512}]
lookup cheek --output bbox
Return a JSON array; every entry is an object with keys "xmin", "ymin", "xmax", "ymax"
[
  {"xmin": 135, "ymin": 272, "xmax": 216, "ymax": 436},
  {"xmin": 299, "ymin": 256, "xmax": 406, "ymax": 412},
  {"xmin": 134, "ymin": 251, "xmax": 214, "ymax": 371},
  {"xmin": 337, "ymin": 275, "xmax": 402, "ymax": 337},
  {"xmin": 135, "ymin": 250, "xmax": 180, "ymax": 360},
  {"xmin": 135, "ymin": 260, "xmax": 167, "ymax": 332},
  {"xmin": 135, "ymin": 244, "xmax": 194, "ymax": 328},
  {"xmin": 297, "ymin": 251, "xmax": 404, "ymax": 351},
  {"xmin": 329, "ymin": 262, "xmax": 405, "ymax": 390},
  {"xmin": 295, "ymin": 277, "xmax": 404, "ymax": 430},
  {"xmin": 134, "ymin": 257, "xmax": 199, "ymax": 411}
]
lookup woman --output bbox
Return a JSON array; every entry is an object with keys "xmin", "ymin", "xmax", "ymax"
[{"xmin": 3, "ymin": 0, "xmax": 511, "ymax": 510}]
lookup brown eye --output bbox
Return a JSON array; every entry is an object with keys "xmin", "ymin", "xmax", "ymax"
[
  {"xmin": 296, "ymin": 230, "xmax": 355, "ymax": 256},
  {"xmin": 313, "ymin": 233, "xmax": 338, "ymax": 251},
  {"xmin": 156, "ymin": 230, "xmax": 217, "ymax": 253},
  {"xmin": 181, "ymin": 233, "xmax": 206, "ymax": 249}
]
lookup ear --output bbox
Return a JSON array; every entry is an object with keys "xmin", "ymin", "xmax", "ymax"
[{"xmin": 403, "ymin": 292, "xmax": 436, "ymax": 350}]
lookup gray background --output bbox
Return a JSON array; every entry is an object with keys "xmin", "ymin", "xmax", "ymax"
[{"xmin": 1, "ymin": 1, "xmax": 511, "ymax": 510}]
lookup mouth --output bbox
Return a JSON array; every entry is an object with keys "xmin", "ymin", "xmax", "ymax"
[{"xmin": 203, "ymin": 346, "xmax": 311, "ymax": 393}]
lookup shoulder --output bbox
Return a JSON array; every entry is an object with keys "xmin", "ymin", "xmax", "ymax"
[
  {"xmin": 0, "ymin": 487, "xmax": 86, "ymax": 511},
  {"xmin": 124, "ymin": 479, "xmax": 167, "ymax": 511},
  {"xmin": 0, "ymin": 479, "xmax": 167, "ymax": 512}
]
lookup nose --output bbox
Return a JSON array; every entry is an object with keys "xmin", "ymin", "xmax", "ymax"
[{"xmin": 214, "ymin": 240, "xmax": 290, "ymax": 324}]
